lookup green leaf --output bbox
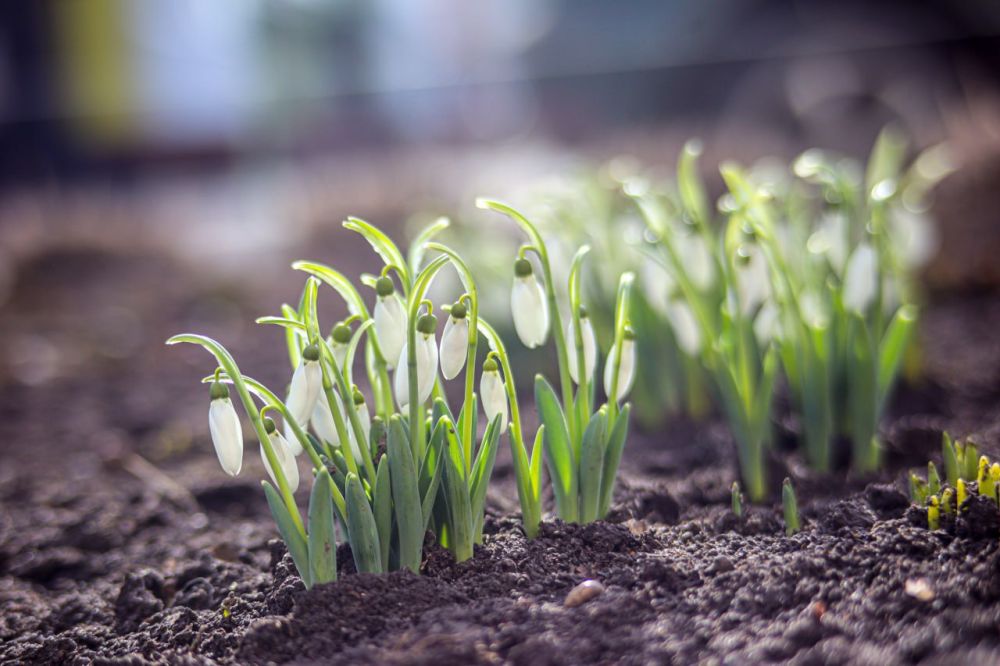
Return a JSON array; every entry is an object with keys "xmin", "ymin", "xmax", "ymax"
[
  {"xmin": 307, "ymin": 469, "xmax": 337, "ymax": 585},
  {"xmin": 942, "ymin": 432, "xmax": 959, "ymax": 488},
  {"xmin": 264, "ymin": 481, "xmax": 311, "ymax": 587},
  {"xmin": 848, "ymin": 314, "xmax": 878, "ymax": 472},
  {"xmin": 865, "ymin": 125, "xmax": 907, "ymax": 199},
  {"xmin": 344, "ymin": 473, "xmax": 382, "ymax": 574},
  {"xmin": 441, "ymin": 419, "xmax": 474, "ymax": 562},
  {"xmin": 291, "ymin": 261, "xmax": 369, "ymax": 318},
  {"xmin": 470, "ymin": 414, "xmax": 502, "ymax": 540},
  {"xmin": 535, "ymin": 374, "xmax": 578, "ymax": 522},
  {"xmin": 344, "ymin": 217, "xmax": 410, "ymax": 290},
  {"xmin": 876, "ymin": 305, "xmax": 917, "ymax": 414},
  {"xmin": 408, "ymin": 217, "xmax": 450, "ymax": 272},
  {"xmin": 598, "ymin": 404, "xmax": 631, "ymax": 518},
  {"xmin": 387, "ymin": 415, "xmax": 423, "ymax": 572},
  {"xmin": 782, "ymin": 478, "xmax": 800, "ymax": 536},
  {"xmin": 372, "ymin": 454, "xmax": 393, "ymax": 572},
  {"xmin": 678, "ymin": 139, "xmax": 709, "ymax": 225},
  {"xmin": 578, "ymin": 408, "xmax": 608, "ymax": 523}
]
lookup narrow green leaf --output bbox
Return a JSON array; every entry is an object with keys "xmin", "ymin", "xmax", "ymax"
[
  {"xmin": 782, "ymin": 478, "xmax": 801, "ymax": 536},
  {"xmin": 291, "ymin": 261, "xmax": 368, "ymax": 317},
  {"xmin": 578, "ymin": 408, "xmax": 608, "ymax": 523},
  {"xmin": 264, "ymin": 481, "xmax": 311, "ymax": 587},
  {"xmin": 598, "ymin": 404, "xmax": 631, "ymax": 518},
  {"xmin": 344, "ymin": 217, "xmax": 410, "ymax": 289},
  {"xmin": 307, "ymin": 469, "xmax": 337, "ymax": 585},
  {"xmin": 848, "ymin": 314, "xmax": 878, "ymax": 472},
  {"xmin": 408, "ymin": 216, "xmax": 450, "ymax": 272},
  {"xmin": 678, "ymin": 139, "xmax": 709, "ymax": 225},
  {"xmin": 372, "ymin": 454, "xmax": 393, "ymax": 572},
  {"xmin": 441, "ymin": 420, "xmax": 474, "ymax": 562},
  {"xmin": 942, "ymin": 432, "xmax": 959, "ymax": 487},
  {"xmin": 387, "ymin": 415, "xmax": 424, "ymax": 572},
  {"xmin": 344, "ymin": 473, "xmax": 382, "ymax": 574},
  {"xmin": 470, "ymin": 414, "xmax": 502, "ymax": 540},
  {"xmin": 876, "ymin": 305, "xmax": 917, "ymax": 414},
  {"xmin": 535, "ymin": 374, "xmax": 578, "ymax": 522}
]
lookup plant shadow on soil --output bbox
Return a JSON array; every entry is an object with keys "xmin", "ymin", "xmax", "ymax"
[{"xmin": 2, "ymin": 247, "xmax": 1000, "ymax": 665}]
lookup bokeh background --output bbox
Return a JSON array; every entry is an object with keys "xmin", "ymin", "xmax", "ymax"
[{"xmin": 1, "ymin": 0, "xmax": 999, "ymax": 404}]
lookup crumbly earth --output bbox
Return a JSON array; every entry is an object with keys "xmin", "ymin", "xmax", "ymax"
[{"xmin": 2, "ymin": 247, "xmax": 1000, "ymax": 665}]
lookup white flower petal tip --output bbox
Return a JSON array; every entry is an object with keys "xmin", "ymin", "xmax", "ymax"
[
  {"xmin": 843, "ymin": 243, "xmax": 878, "ymax": 313},
  {"xmin": 261, "ymin": 425, "xmax": 299, "ymax": 493},
  {"xmin": 566, "ymin": 313, "xmax": 597, "ymax": 384},
  {"xmin": 511, "ymin": 259, "xmax": 549, "ymax": 349},
  {"xmin": 208, "ymin": 388, "xmax": 244, "ymax": 476},
  {"xmin": 480, "ymin": 359, "xmax": 508, "ymax": 433},
  {"xmin": 439, "ymin": 305, "xmax": 470, "ymax": 381},
  {"xmin": 665, "ymin": 300, "xmax": 701, "ymax": 356},
  {"xmin": 603, "ymin": 333, "xmax": 636, "ymax": 403},
  {"xmin": 394, "ymin": 314, "xmax": 439, "ymax": 409},
  {"xmin": 286, "ymin": 346, "xmax": 322, "ymax": 426},
  {"xmin": 735, "ymin": 244, "xmax": 771, "ymax": 316},
  {"xmin": 373, "ymin": 277, "xmax": 407, "ymax": 369}
]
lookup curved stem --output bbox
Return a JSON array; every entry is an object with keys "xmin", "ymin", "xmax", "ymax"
[
  {"xmin": 476, "ymin": 199, "xmax": 575, "ymax": 436},
  {"xmin": 166, "ymin": 334, "xmax": 305, "ymax": 537},
  {"xmin": 568, "ymin": 246, "xmax": 591, "ymax": 432}
]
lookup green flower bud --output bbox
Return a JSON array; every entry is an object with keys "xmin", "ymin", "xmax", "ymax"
[
  {"xmin": 263, "ymin": 417, "xmax": 277, "ymax": 434},
  {"xmin": 450, "ymin": 301, "xmax": 467, "ymax": 320},
  {"xmin": 209, "ymin": 381, "xmax": 230, "ymax": 401},
  {"xmin": 332, "ymin": 322, "xmax": 352, "ymax": 344},
  {"xmin": 416, "ymin": 313, "xmax": 438, "ymax": 335},
  {"xmin": 376, "ymin": 276, "xmax": 396, "ymax": 297},
  {"xmin": 302, "ymin": 343, "xmax": 320, "ymax": 362},
  {"xmin": 514, "ymin": 257, "xmax": 533, "ymax": 278}
]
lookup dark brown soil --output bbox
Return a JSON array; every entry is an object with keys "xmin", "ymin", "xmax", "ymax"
[{"xmin": 2, "ymin": 246, "xmax": 1000, "ymax": 665}]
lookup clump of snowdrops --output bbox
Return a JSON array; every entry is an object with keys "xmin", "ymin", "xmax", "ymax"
[
  {"xmin": 625, "ymin": 128, "xmax": 950, "ymax": 500},
  {"xmin": 169, "ymin": 218, "xmax": 520, "ymax": 586},
  {"xmin": 170, "ymin": 211, "xmax": 637, "ymax": 586}
]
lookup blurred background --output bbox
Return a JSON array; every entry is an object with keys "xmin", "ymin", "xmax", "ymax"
[{"xmin": 1, "ymin": 0, "xmax": 999, "ymax": 393}]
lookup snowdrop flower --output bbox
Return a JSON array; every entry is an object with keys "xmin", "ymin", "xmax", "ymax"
[
  {"xmin": 734, "ymin": 243, "xmax": 771, "ymax": 315},
  {"xmin": 842, "ymin": 243, "xmax": 878, "ymax": 313},
  {"xmin": 261, "ymin": 418, "xmax": 299, "ymax": 493},
  {"xmin": 208, "ymin": 381, "xmax": 243, "ymax": 476},
  {"xmin": 347, "ymin": 389, "xmax": 371, "ymax": 463},
  {"xmin": 753, "ymin": 300, "xmax": 780, "ymax": 347},
  {"xmin": 511, "ymin": 258, "xmax": 549, "ymax": 348},
  {"xmin": 374, "ymin": 276, "xmax": 407, "ymax": 369},
  {"xmin": 665, "ymin": 299, "xmax": 701, "ymax": 356},
  {"xmin": 480, "ymin": 357, "xmax": 508, "ymax": 433},
  {"xmin": 566, "ymin": 307, "xmax": 597, "ymax": 384},
  {"xmin": 439, "ymin": 301, "xmax": 469, "ymax": 380},
  {"xmin": 640, "ymin": 258, "xmax": 673, "ymax": 316},
  {"xmin": 891, "ymin": 207, "xmax": 937, "ymax": 269},
  {"xmin": 284, "ymin": 344, "xmax": 321, "ymax": 455},
  {"xmin": 394, "ymin": 313, "xmax": 439, "ymax": 409},
  {"xmin": 310, "ymin": 391, "xmax": 343, "ymax": 446},
  {"xmin": 329, "ymin": 322, "xmax": 352, "ymax": 368},
  {"xmin": 678, "ymin": 232, "xmax": 716, "ymax": 291},
  {"xmin": 604, "ymin": 328, "xmax": 636, "ymax": 402}
]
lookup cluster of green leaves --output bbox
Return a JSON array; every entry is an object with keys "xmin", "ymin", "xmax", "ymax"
[
  {"xmin": 169, "ymin": 218, "xmax": 508, "ymax": 586},
  {"xmin": 478, "ymin": 200, "xmax": 636, "ymax": 526},
  {"xmin": 910, "ymin": 433, "xmax": 1000, "ymax": 530},
  {"xmin": 625, "ymin": 129, "xmax": 948, "ymax": 499}
]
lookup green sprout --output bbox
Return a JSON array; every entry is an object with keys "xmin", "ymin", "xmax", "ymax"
[
  {"xmin": 782, "ymin": 478, "xmax": 800, "ymax": 536},
  {"xmin": 731, "ymin": 481, "xmax": 743, "ymax": 519},
  {"xmin": 478, "ymin": 199, "xmax": 635, "ymax": 525},
  {"xmin": 909, "ymin": 432, "xmax": 1000, "ymax": 530},
  {"xmin": 168, "ymin": 216, "xmax": 512, "ymax": 586}
]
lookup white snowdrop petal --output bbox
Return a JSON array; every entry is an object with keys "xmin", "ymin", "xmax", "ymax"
[
  {"xmin": 374, "ymin": 294, "xmax": 407, "ymax": 369},
  {"xmin": 262, "ymin": 431, "xmax": 299, "ymax": 493},
  {"xmin": 682, "ymin": 234, "xmax": 716, "ymax": 291},
  {"xmin": 753, "ymin": 300, "xmax": 780, "ymax": 347},
  {"xmin": 666, "ymin": 300, "xmax": 701, "ymax": 356},
  {"xmin": 843, "ymin": 243, "xmax": 878, "ymax": 313},
  {"xmin": 286, "ymin": 360, "xmax": 321, "ymax": 427},
  {"xmin": 439, "ymin": 316, "xmax": 469, "ymax": 380},
  {"xmin": 566, "ymin": 318, "xmax": 598, "ymax": 383},
  {"xmin": 394, "ymin": 334, "xmax": 439, "ymax": 409},
  {"xmin": 603, "ymin": 338, "xmax": 636, "ymax": 402},
  {"xmin": 511, "ymin": 276, "xmax": 549, "ymax": 348},
  {"xmin": 209, "ymin": 398, "xmax": 243, "ymax": 476},
  {"xmin": 310, "ymin": 392, "xmax": 342, "ymax": 447},
  {"xmin": 640, "ymin": 259, "xmax": 673, "ymax": 316},
  {"xmin": 736, "ymin": 247, "xmax": 771, "ymax": 315},
  {"xmin": 480, "ymin": 369, "xmax": 508, "ymax": 433}
]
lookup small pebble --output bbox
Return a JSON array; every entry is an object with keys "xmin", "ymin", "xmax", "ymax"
[
  {"xmin": 565, "ymin": 579, "xmax": 605, "ymax": 607},
  {"xmin": 905, "ymin": 577, "xmax": 935, "ymax": 601}
]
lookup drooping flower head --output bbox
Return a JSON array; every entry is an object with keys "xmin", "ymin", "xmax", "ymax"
[
  {"xmin": 261, "ymin": 417, "xmax": 299, "ymax": 492},
  {"xmin": 284, "ymin": 343, "xmax": 321, "ymax": 455},
  {"xmin": 480, "ymin": 356, "xmax": 508, "ymax": 433},
  {"xmin": 566, "ymin": 305, "xmax": 597, "ymax": 384},
  {"xmin": 394, "ymin": 312, "xmax": 439, "ymax": 409},
  {"xmin": 511, "ymin": 258, "xmax": 549, "ymax": 348},
  {"xmin": 330, "ymin": 321, "xmax": 353, "ymax": 368},
  {"xmin": 439, "ymin": 300, "xmax": 469, "ymax": 381},
  {"xmin": 208, "ymin": 380, "xmax": 243, "ymax": 476},
  {"xmin": 374, "ymin": 276, "xmax": 407, "ymax": 369},
  {"xmin": 604, "ymin": 326, "xmax": 636, "ymax": 403}
]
